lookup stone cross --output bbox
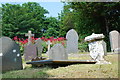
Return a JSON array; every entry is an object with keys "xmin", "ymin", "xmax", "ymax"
[
  {"xmin": 46, "ymin": 40, "xmax": 52, "ymax": 52},
  {"xmin": 25, "ymin": 31, "xmax": 34, "ymax": 45}
]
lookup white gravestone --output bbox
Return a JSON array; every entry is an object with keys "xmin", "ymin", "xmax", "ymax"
[
  {"xmin": 109, "ymin": 30, "xmax": 120, "ymax": 53},
  {"xmin": 66, "ymin": 29, "xmax": 79, "ymax": 54},
  {"xmin": 46, "ymin": 40, "xmax": 52, "ymax": 54},
  {"xmin": 85, "ymin": 33, "xmax": 111, "ymax": 64}
]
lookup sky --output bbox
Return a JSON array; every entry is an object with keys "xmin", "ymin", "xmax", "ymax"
[{"xmin": 0, "ymin": 0, "xmax": 65, "ymax": 17}]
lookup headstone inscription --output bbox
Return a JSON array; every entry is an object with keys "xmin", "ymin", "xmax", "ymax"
[
  {"xmin": 49, "ymin": 43, "xmax": 68, "ymax": 60},
  {"xmin": 24, "ymin": 31, "xmax": 37, "ymax": 61},
  {"xmin": 85, "ymin": 33, "xmax": 111, "ymax": 64},
  {"xmin": 35, "ymin": 38, "xmax": 43, "ymax": 57},
  {"xmin": 66, "ymin": 29, "xmax": 79, "ymax": 54},
  {"xmin": 109, "ymin": 30, "xmax": 120, "ymax": 53},
  {"xmin": 0, "ymin": 37, "xmax": 23, "ymax": 72}
]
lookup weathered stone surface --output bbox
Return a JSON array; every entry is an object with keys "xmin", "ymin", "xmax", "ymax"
[
  {"xmin": 66, "ymin": 29, "xmax": 79, "ymax": 54},
  {"xmin": 49, "ymin": 43, "xmax": 68, "ymax": 60},
  {"xmin": 0, "ymin": 37, "xmax": 23, "ymax": 72},
  {"xmin": 24, "ymin": 43, "xmax": 37, "ymax": 61},
  {"xmin": 109, "ymin": 30, "xmax": 120, "ymax": 53},
  {"xmin": 35, "ymin": 38, "xmax": 43, "ymax": 57},
  {"xmin": 85, "ymin": 33, "xmax": 111, "ymax": 64},
  {"xmin": 102, "ymin": 40, "xmax": 107, "ymax": 56}
]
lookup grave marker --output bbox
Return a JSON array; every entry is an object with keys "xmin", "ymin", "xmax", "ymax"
[
  {"xmin": 35, "ymin": 38, "xmax": 43, "ymax": 57},
  {"xmin": 109, "ymin": 30, "xmax": 120, "ymax": 53},
  {"xmin": 49, "ymin": 43, "xmax": 68, "ymax": 60},
  {"xmin": 0, "ymin": 37, "xmax": 23, "ymax": 72},
  {"xmin": 24, "ymin": 43, "xmax": 37, "ymax": 61},
  {"xmin": 24, "ymin": 31, "xmax": 36, "ymax": 61},
  {"xmin": 25, "ymin": 31, "xmax": 34, "ymax": 45},
  {"xmin": 46, "ymin": 40, "xmax": 52, "ymax": 54},
  {"xmin": 85, "ymin": 33, "xmax": 111, "ymax": 64},
  {"xmin": 66, "ymin": 29, "xmax": 79, "ymax": 54}
]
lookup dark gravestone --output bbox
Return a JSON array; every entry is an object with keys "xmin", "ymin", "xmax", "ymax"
[
  {"xmin": 49, "ymin": 43, "xmax": 68, "ymax": 60},
  {"xmin": 66, "ymin": 29, "xmax": 79, "ymax": 54},
  {"xmin": 35, "ymin": 38, "xmax": 43, "ymax": 57},
  {"xmin": 0, "ymin": 37, "xmax": 23, "ymax": 72},
  {"xmin": 24, "ymin": 43, "xmax": 37, "ymax": 61}
]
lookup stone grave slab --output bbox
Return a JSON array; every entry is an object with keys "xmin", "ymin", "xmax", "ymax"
[
  {"xmin": 0, "ymin": 37, "xmax": 23, "ymax": 72},
  {"xmin": 66, "ymin": 29, "xmax": 79, "ymax": 54},
  {"xmin": 24, "ymin": 43, "xmax": 37, "ymax": 61},
  {"xmin": 26, "ymin": 59, "xmax": 96, "ymax": 67},
  {"xmin": 49, "ymin": 43, "xmax": 68, "ymax": 60}
]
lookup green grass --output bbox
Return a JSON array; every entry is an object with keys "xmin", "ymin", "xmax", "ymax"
[{"xmin": 2, "ymin": 54, "xmax": 119, "ymax": 78}]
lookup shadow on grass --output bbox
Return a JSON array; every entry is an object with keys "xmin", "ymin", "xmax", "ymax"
[{"xmin": 2, "ymin": 65, "xmax": 54, "ymax": 78}]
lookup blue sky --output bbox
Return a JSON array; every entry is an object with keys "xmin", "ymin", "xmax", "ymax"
[{"xmin": 0, "ymin": 0, "xmax": 65, "ymax": 17}]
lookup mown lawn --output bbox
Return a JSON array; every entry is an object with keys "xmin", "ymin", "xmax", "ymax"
[{"xmin": 2, "ymin": 53, "xmax": 119, "ymax": 78}]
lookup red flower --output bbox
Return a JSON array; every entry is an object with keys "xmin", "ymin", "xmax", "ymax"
[{"xmin": 13, "ymin": 36, "xmax": 18, "ymax": 41}]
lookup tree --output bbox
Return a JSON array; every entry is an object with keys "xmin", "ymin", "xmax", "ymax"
[
  {"xmin": 59, "ymin": 2, "xmax": 120, "ymax": 51},
  {"xmin": 43, "ymin": 17, "xmax": 60, "ymax": 38},
  {"xmin": 59, "ymin": 2, "xmax": 120, "ymax": 37},
  {"xmin": 2, "ymin": 2, "xmax": 49, "ymax": 38}
]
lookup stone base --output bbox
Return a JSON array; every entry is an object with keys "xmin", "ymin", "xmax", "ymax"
[{"xmin": 96, "ymin": 60, "xmax": 111, "ymax": 64}]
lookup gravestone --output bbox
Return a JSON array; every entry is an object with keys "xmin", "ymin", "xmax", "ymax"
[
  {"xmin": 49, "ymin": 43, "xmax": 68, "ymax": 60},
  {"xmin": 35, "ymin": 38, "xmax": 43, "ymax": 57},
  {"xmin": 0, "ymin": 37, "xmax": 23, "ymax": 72},
  {"xmin": 85, "ymin": 33, "xmax": 111, "ymax": 64},
  {"xmin": 24, "ymin": 31, "xmax": 37, "ymax": 61},
  {"xmin": 24, "ymin": 43, "xmax": 37, "ymax": 61},
  {"xmin": 109, "ymin": 30, "xmax": 120, "ymax": 53},
  {"xmin": 66, "ymin": 29, "xmax": 79, "ymax": 54}
]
